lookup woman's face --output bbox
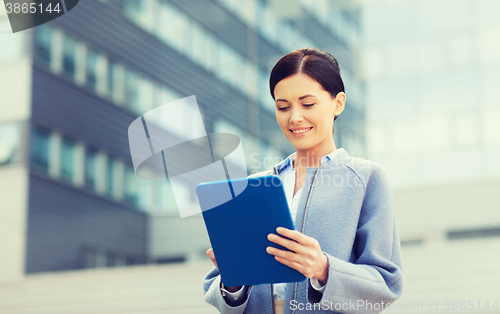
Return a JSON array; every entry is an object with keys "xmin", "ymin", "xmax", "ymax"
[{"xmin": 274, "ymin": 73, "xmax": 344, "ymax": 153}]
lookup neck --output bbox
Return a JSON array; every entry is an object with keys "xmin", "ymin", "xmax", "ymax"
[{"xmin": 293, "ymin": 138, "xmax": 337, "ymax": 169}]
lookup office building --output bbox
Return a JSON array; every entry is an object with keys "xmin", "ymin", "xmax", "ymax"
[{"xmin": 0, "ymin": 0, "xmax": 363, "ymax": 282}]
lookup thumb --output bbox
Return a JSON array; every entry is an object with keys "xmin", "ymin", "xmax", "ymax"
[{"xmin": 207, "ymin": 248, "xmax": 218, "ymax": 270}]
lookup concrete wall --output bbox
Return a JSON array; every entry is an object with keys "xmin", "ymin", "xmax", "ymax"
[
  {"xmin": 394, "ymin": 178, "xmax": 500, "ymax": 242},
  {"xmin": 0, "ymin": 167, "xmax": 29, "ymax": 283}
]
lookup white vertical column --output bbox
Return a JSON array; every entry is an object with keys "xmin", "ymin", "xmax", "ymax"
[
  {"xmin": 95, "ymin": 54, "xmax": 107, "ymax": 97},
  {"xmin": 50, "ymin": 29, "xmax": 63, "ymax": 74},
  {"xmin": 74, "ymin": 42, "xmax": 87, "ymax": 86},
  {"xmin": 95, "ymin": 151, "xmax": 107, "ymax": 195},
  {"xmin": 48, "ymin": 132, "xmax": 61, "ymax": 179},
  {"xmin": 73, "ymin": 142, "xmax": 85, "ymax": 187},
  {"xmin": 114, "ymin": 159, "xmax": 125, "ymax": 201}
]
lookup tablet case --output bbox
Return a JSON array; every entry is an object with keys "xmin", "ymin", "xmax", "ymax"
[{"xmin": 196, "ymin": 175, "xmax": 306, "ymax": 287}]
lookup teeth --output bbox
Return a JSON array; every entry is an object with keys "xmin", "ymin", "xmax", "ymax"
[{"xmin": 292, "ymin": 128, "xmax": 311, "ymax": 133}]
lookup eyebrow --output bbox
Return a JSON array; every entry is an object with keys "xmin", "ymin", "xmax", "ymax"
[{"xmin": 275, "ymin": 94, "xmax": 317, "ymax": 103}]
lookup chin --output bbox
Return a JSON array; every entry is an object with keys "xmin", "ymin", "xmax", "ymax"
[{"xmin": 290, "ymin": 141, "xmax": 315, "ymax": 151}]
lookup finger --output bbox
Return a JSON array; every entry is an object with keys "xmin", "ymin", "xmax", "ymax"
[
  {"xmin": 274, "ymin": 254, "xmax": 317, "ymax": 278},
  {"xmin": 266, "ymin": 246, "xmax": 301, "ymax": 264},
  {"xmin": 207, "ymin": 248, "xmax": 218, "ymax": 270},
  {"xmin": 274, "ymin": 255, "xmax": 305, "ymax": 274},
  {"xmin": 276, "ymin": 227, "xmax": 317, "ymax": 246},
  {"xmin": 267, "ymin": 233, "xmax": 304, "ymax": 254}
]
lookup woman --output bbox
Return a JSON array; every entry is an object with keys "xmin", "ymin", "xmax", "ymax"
[{"xmin": 203, "ymin": 47, "xmax": 404, "ymax": 314}]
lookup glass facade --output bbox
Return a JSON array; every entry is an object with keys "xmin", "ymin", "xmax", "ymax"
[
  {"xmin": 84, "ymin": 147, "xmax": 98, "ymax": 189},
  {"xmin": 62, "ymin": 35, "xmax": 77, "ymax": 79},
  {"xmin": 30, "ymin": 127, "xmax": 50, "ymax": 171},
  {"xmin": 86, "ymin": 50, "xmax": 98, "ymax": 91},
  {"xmin": 124, "ymin": 69, "xmax": 140, "ymax": 111},
  {"xmin": 34, "ymin": 24, "xmax": 52, "ymax": 65},
  {"xmin": 105, "ymin": 156, "xmax": 115, "ymax": 197},
  {"xmin": 60, "ymin": 137, "xmax": 75, "ymax": 182},
  {"xmin": 124, "ymin": 165, "xmax": 139, "ymax": 206},
  {"xmin": 106, "ymin": 58, "xmax": 117, "ymax": 100},
  {"xmin": 361, "ymin": 0, "xmax": 500, "ymax": 187}
]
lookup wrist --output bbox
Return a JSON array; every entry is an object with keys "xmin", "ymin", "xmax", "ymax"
[{"xmin": 315, "ymin": 253, "xmax": 329, "ymax": 284}]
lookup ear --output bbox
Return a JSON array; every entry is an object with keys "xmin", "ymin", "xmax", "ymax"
[{"xmin": 333, "ymin": 92, "xmax": 346, "ymax": 118}]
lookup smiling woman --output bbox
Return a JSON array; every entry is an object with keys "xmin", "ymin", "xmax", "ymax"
[{"xmin": 203, "ymin": 48, "xmax": 404, "ymax": 314}]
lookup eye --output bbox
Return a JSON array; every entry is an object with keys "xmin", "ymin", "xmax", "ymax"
[
  {"xmin": 277, "ymin": 107, "xmax": 288, "ymax": 111},
  {"xmin": 303, "ymin": 104, "xmax": 314, "ymax": 107}
]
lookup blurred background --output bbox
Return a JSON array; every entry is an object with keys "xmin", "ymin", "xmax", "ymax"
[{"xmin": 0, "ymin": 0, "xmax": 499, "ymax": 313}]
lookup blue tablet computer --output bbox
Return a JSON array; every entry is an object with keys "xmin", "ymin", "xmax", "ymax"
[{"xmin": 196, "ymin": 175, "xmax": 306, "ymax": 287}]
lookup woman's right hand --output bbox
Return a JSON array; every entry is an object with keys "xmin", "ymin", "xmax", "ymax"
[{"xmin": 206, "ymin": 248, "xmax": 243, "ymax": 292}]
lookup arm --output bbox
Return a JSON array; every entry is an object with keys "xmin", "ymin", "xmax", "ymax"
[
  {"xmin": 203, "ymin": 266, "xmax": 252, "ymax": 314},
  {"xmin": 309, "ymin": 273, "xmax": 327, "ymax": 293},
  {"xmin": 306, "ymin": 165, "xmax": 404, "ymax": 314},
  {"xmin": 220, "ymin": 282, "xmax": 251, "ymax": 306}
]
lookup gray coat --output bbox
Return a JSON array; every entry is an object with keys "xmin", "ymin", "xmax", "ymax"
[{"xmin": 202, "ymin": 148, "xmax": 404, "ymax": 314}]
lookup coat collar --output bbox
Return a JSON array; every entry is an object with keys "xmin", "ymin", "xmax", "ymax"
[{"xmin": 273, "ymin": 148, "xmax": 350, "ymax": 175}]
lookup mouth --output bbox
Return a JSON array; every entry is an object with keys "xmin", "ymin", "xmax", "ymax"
[{"xmin": 289, "ymin": 127, "xmax": 313, "ymax": 137}]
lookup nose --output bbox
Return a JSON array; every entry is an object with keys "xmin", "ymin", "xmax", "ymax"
[{"xmin": 289, "ymin": 107, "xmax": 304, "ymax": 124}]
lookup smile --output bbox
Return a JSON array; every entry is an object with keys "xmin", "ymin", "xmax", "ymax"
[{"xmin": 290, "ymin": 127, "xmax": 313, "ymax": 137}]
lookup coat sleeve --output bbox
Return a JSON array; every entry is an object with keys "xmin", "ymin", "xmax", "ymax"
[
  {"xmin": 306, "ymin": 164, "xmax": 404, "ymax": 313},
  {"xmin": 203, "ymin": 263, "xmax": 253, "ymax": 313}
]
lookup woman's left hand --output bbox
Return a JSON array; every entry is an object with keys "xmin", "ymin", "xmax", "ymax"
[{"xmin": 266, "ymin": 227, "xmax": 328, "ymax": 285}]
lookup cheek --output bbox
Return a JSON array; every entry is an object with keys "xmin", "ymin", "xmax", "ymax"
[
  {"xmin": 310, "ymin": 112, "xmax": 332, "ymax": 130},
  {"xmin": 276, "ymin": 114, "xmax": 287, "ymax": 129}
]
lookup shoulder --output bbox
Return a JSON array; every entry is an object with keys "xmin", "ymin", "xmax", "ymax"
[{"xmin": 343, "ymin": 156, "xmax": 391, "ymax": 191}]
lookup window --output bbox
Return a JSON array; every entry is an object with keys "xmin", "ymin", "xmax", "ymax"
[
  {"xmin": 453, "ymin": 114, "xmax": 478, "ymax": 146},
  {"xmin": 205, "ymin": 33, "xmax": 218, "ymax": 72},
  {"xmin": 138, "ymin": 178, "xmax": 152, "ymax": 212},
  {"xmin": 484, "ymin": 109, "xmax": 500, "ymax": 144},
  {"xmin": 155, "ymin": 179, "xmax": 177, "ymax": 213},
  {"xmin": 137, "ymin": 76, "xmax": 154, "ymax": 113},
  {"xmin": 261, "ymin": 6, "xmax": 277, "ymax": 44},
  {"xmin": 31, "ymin": 126, "xmax": 50, "ymax": 171},
  {"xmin": 86, "ymin": 49, "xmax": 98, "ymax": 91},
  {"xmin": 62, "ymin": 35, "xmax": 77, "ymax": 78},
  {"xmin": 217, "ymin": 43, "xmax": 237, "ymax": 85},
  {"xmin": 214, "ymin": 119, "xmax": 246, "ymax": 167},
  {"xmin": 106, "ymin": 156, "xmax": 115, "ymax": 197},
  {"xmin": 124, "ymin": 165, "xmax": 139, "ymax": 207},
  {"xmin": 107, "ymin": 58, "xmax": 117, "ymax": 100},
  {"xmin": 188, "ymin": 21, "xmax": 203, "ymax": 64},
  {"xmin": 242, "ymin": 0, "xmax": 256, "ymax": 27},
  {"xmin": 157, "ymin": 86, "xmax": 181, "ymax": 106},
  {"xmin": 60, "ymin": 137, "xmax": 76, "ymax": 182},
  {"xmin": 244, "ymin": 61, "xmax": 257, "ymax": 96},
  {"xmin": 85, "ymin": 147, "xmax": 98, "ymax": 189},
  {"xmin": 232, "ymin": 53, "xmax": 244, "ymax": 91},
  {"xmin": 422, "ymin": 116, "xmax": 450, "ymax": 151},
  {"xmin": 80, "ymin": 248, "xmax": 97, "ymax": 268},
  {"xmin": 123, "ymin": 0, "xmax": 157, "ymax": 32},
  {"xmin": 124, "ymin": 69, "xmax": 140, "ymax": 111},
  {"xmin": 106, "ymin": 252, "xmax": 117, "ymax": 267},
  {"xmin": 259, "ymin": 70, "xmax": 274, "ymax": 113},
  {"xmin": 34, "ymin": 24, "xmax": 52, "ymax": 65},
  {"xmin": 0, "ymin": 123, "xmax": 20, "ymax": 166},
  {"xmin": 156, "ymin": 2, "xmax": 189, "ymax": 52}
]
